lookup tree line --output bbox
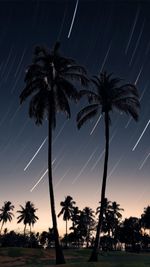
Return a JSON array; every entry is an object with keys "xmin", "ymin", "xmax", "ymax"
[
  {"xmin": 0, "ymin": 199, "xmax": 150, "ymax": 252},
  {"xmin": 18, "ymin": 41, "xmax": 141, "ymax": 264}
]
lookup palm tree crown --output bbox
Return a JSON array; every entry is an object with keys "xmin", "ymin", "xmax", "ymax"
[
  {"xmin": 58, "ymin": 196, "xmax": 76, "ymax": 221},
  {"xmin": 77, "ymin": 71, "xmax": 140, "ymax": 128},
  {"xmin": 20, "ymin": 42, "xmax": 88, "ymax": 126}
]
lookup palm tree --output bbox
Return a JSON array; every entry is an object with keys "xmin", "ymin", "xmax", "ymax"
[
  {"xmin": 141, "ymin": 206, "xmax": 150, "ymax": 235},
  {"xmin": 0, "ymin": 201, "xmax": 14, "ymax": 234},
  {"xmin": 19, "ymin": 42, "xmax": 88, "ymax": 264},
  {"xmin": 77, "ymin": 71, "xmax": 140, "ymax": 261},
  {"xmin": 71, "ymin": 206, "xmax": 80, "ymax": 231},
  {"xmin": 96, "ymin": 198, "xmax": 113, "ymax": 238},
  {"xmin": 119, "ymin": 217, "xmax": 141, "ymax": 251},
  {"xmin": 111, "ymin": 201, "xmax": 124, "ymax": 220},
  {"xmin": 82, "ymin": 207, "xmax": 95, "ymax": 248},
  {"xmin": 58, "ymin": 196, "xmax": 76, "ymax": 247},
  {"xmin": 17, "ymin": 201, "xmax": 39, "ymax": 236}
]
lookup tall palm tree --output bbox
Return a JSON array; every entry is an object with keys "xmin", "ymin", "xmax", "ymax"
[
  {"xmin": 19, "ymin": 42, "xmax": 88, "ymax": 264},
  {"xmin": 58, "ymin": 195, "xmax": 76, "ymax": 247},
  {"xmin": 77, "ymin": 71, "xmax": 140, "ymax": 261},
  {"xmin": 0, "ymin": 201, "xmax": 14, "ymax": 234},
  {"xmin": 17, "ymin": 201, "xmax": 39, "ymax": 236}
]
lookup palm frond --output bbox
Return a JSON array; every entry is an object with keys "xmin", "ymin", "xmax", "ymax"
[
  {"xmin": 114, "ymin": 100, "xmax": 139, "ymax": 121},
  {"xmin": 20, "ymin": 79, "xmax": 45, "ymax": 104},
  {"xmin": 77, "ymin": 104, "xmax": 99, "ymax": 122},
  {"xmin": 58, "ymin": 209, "xmax": 64, "ymax": 218},
  {"xmin": 77, "ymin": 108, "xmax": 99, "ymax": 129},
  {"xmin": 57, "ymin": 78, "xmax": 79, "ymax": 101},
  {"xmin": 63, "ymin": 65, "xmax": 87, "ymax": 75},
  {"xmin": 64, "ymin": 72, "xmax": 89, "ymax": 87},
  {"xmin": 55, "ymin": 88, "xmax": 71, "ymax": 119},
  {"xmin": 29, "ymin": 92, "xmax": 47, "ymax": 125},
  {"xmin": 119, "ymin": 84, "xmax": 139, "ymax": 97}
]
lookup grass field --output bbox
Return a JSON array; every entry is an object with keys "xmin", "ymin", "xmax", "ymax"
[{"xmin": 0, "ymin": 247, "xmax": 149, "ymax": 267}]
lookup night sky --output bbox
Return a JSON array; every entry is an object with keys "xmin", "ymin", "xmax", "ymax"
[{"xmin": 0, "ymin": 0, "xmax": 149, "ymax": 235}]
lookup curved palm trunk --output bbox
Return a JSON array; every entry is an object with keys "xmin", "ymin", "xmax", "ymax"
[
  {"xmin": 89, "ymin": 111, "xmax": 109, "ymax": 262},
  {"xmin": 48, "ymin": 113, "xmax": 65, "ymax": 264}
]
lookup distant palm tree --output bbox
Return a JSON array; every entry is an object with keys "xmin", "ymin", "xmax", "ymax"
[
  {"xmin": 96, "ymin": 198, "xmax": 112, "ymax": 216},
  {"xmin": 0, "ymin": 201, "xmax": 14, "ymax": 234},
  {"xmin": 96, "ymin": 198, "xmax": 112, "ymax": 237},
  {"xmin": 83, "ymin": 207, "xmax": 95, "ymax": 248},
  {"xmin": 19, "ymin": 42, "xmax": 88, "ymax": 264},
  {"xmin": 111, "ymin": 201, "xmax": 124, "ymax": 220},
  {"xmin": 141, "ymin": 206, "xmax": 150, "ymax": 235},
  {"xmin": 119, "ymin": 217, "xmax": 141, "ymax": 250},
  {"xmin": 17, "ymin": 201, "xmax": 39, "ymax": 236},
  {"xmin": 58, "ymin": 196, "xmax": 76, "ymax": 247},
  {"xmin": 71, "ymin": 206, "xmax": 80, "ymax": 231},
  {"xmin": 77, "ymin": 71, "xmax": 140, "ymax": 261}
]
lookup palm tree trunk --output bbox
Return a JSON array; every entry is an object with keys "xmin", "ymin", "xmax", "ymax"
[
  {"xmin": 0, "ymin": 221, "xmax": 4, "ymax": 235},
  {"xmin": 66, "ymin": 219, "xmax": 68, "ymax": 248},
  {"xmin": 48, "ymin": 111, "xmax": 65, "ymax": 265},
  {"xmin": 30, "ymin": 224, "xmax": 31, "ymax": 236},
  {"xmin": 24, "ymin": 224, "xmax": 26, "ymax": 236},
  {"xmin": 89, "ymin": 111, "xmax": 109, "ymax": 262}
]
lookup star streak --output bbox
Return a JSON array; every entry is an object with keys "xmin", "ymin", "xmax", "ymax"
[
  {"xmin": 72, "ymin": 148, "xmax": 98, "ymax": 184},
  {"xmin": 90, "ymin": 115, "xmax": 102, "ymax": 135},
  {"xmin": 24, "ymin": 137, "xmax": 48, "ymax": 171},
  {"xmin": 125, "ymin": 6, "xmax": 140, "ymax": 54},
  {"xmin": 54, "ymin": 169, "xmax": 70, "ymax": 189},
  {"xmin": 100, "ymin": 41, "xmax": 112, "ymax": 72},
  {"xmin": 57, "ymin": 4, "xmax": 67, "ymax": 40},
  {"xmin": 107, "ymin": 156, "xmax": 123, "ymax": 180},
  {"xmin": 30, "ymin": 159, "xmax": 56, "ymax": 192},
  {"xmin": 132, "ymin": 119, "xmax": 150, "ymax": 151},
  {"xmin": 52, "ymin": 121, "xmax": 67, "ymax": 145},
  {"xmin": 14, "ymin": 48, "xmax": 27, "ymax": 77},
  {"xmin": 129, "ymin": 20, "xmax": 145, "ymax": 66},
  {"xmin": 67, "ymin": 0, "xmax": 79, "ymax": 38},
  {"xmin": 139, "ymin": 153, "xmax": 150, "ymax": 170}
]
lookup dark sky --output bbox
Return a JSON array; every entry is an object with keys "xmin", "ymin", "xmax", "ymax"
[{"xmin": 0, "ymin": 0, "xmax": 149, "ymax": 234}]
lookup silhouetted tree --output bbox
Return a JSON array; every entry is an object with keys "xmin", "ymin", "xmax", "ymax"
[
  {"xmin": 19, "ymin": 42, "xmax": 88, "ymax": 264},
  {"xmin": 0, "ymin": 201, "xmax": 14, "ymax": 234},
  {"xmin": 70, "ymin": 206, "xmax": 80, "ymax": 231},
  {"xmin": 17, "ymin": 201, "xmax": 39, "ymax": 236},
  {"xmin": 119, "ymin": 217, "xmax": 141, "ymax": 251},
  {"xmin": 58, "ymin": 196, "xmax": 76, "ymax": 247},
  {"xmin": 77, "ymin": 72, "xmax": 140, "ymax": 261},
  {"xmin": 82, "ymin": 207, "xmax": 96, "ymax": 248},
  {"xmin": 141, "ymin": 206, "xmax": 150, "ymax": 235}
]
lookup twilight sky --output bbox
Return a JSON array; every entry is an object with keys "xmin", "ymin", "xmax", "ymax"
[{"xmin": 0, "ymin": 0, "xmax": 149, "ymax": 236}]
